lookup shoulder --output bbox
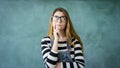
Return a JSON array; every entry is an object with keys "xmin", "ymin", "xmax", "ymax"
[
  {"xmin": 41, "ymin": 36, "xmax": 51, "ymax": 44},
  {"xmin": 72, "ymin": 38, "xmax": 82, "ymax": 48},
  {"xmin": 41, "ymin": 36, "xmax": 50, "ymax": 41},
  {"xmin": 72, "ymin": 37, "xmax": 79, "ymax": 44}
]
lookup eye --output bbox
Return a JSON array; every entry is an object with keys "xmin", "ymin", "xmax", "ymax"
[
  {"xmin": 61, "ymin": 16, "xmax": 66, "ymax": 19},
  {"xmin": 61, "ymin": 16, "xmax": 66, "ymax": 20},
  {"xmin": 54, "ymin": 16, "xmax": 59, "ymax": 19}
]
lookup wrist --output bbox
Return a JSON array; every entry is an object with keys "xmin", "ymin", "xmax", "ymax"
[
  {"xmin": 54, "ymin": 37, "xmax": 59, "ymax": 41},
  {"xmin": 54, "ymin": 38, "xmax": 59, "ymax": 41}
]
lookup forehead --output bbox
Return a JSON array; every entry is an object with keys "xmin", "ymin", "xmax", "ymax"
[{"xmin": 54, "ymin": 11, "xmax": 65, "ymax": 16}]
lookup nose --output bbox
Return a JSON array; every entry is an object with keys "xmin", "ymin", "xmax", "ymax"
[{"xmin": 57, "ymin": 18, "xmax": 62, "ymax": 23}]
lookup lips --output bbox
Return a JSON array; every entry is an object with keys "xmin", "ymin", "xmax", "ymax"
[
  {"xmin": 56, "ymin": 25, "xmax": 61, "ymax": 26},
  {"xmin": 56, "ymin": 24, "xmax": 61, "ymax": 26}
]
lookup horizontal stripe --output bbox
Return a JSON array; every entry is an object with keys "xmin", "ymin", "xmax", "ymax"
[
  {"xmin": 74, "ymin": 47, "xmax": 82, "ymax": 50},
  {"xmin": 41, "ymin": 46, "xmax": 48, "ymax": 51},
  {"xmin": 47, "ymin": 58, "xmax": 56, "ymax": 65},
  {"xmin": 75, "ymin": 50, "xmax": 82, "ymax": 54},
  {"xmin": 75, "ymin": 52, "xmax": 83, "ymax": 56},
  {"xmin": 43, "ymin": 49, "xmax": 50, "ymax": 55},
  {"xmin": 58, "ymin": 46, "xmax": 67, "ymax": 50},
  {"xmin": 58, "ymin": 41, "xmax": 67, "ymax": 43},
  {"xmin": 75, "ymin": 44, "xmax": 82, "ymax": 47},
  {"xmin": 48, "ymin": 54, "xmax": 57, "ymax": 61},
  {"xmin": 49, "ymin": 51, "xmax": 58, "ymax": 57},
  {"xmin": 74, "ymin": 41, "xmax": 80, "ymax": 44},
  {"xmin": 44, "ymin": 40, "xmax": 51, "ymax": 43},
  {"xmin": 41, "ymin": 41, "xmax": 47, "ymax": 44},
  {"xmin": 42, "ymin": 47, "xmax": 49, "ymax": 53},
  {"xmin": 70, "ymin": 51, "xmax": 74, "ymax": 54},
  {"xmin": 75, "ymin": 56, "xmax": 84, "ymax": 60}
]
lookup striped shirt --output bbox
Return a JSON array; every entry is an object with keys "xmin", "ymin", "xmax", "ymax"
[{"xmin": 41, "ymin": 36, "xmax": 84, "ymax": 68}]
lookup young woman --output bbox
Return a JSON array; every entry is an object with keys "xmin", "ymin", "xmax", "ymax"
[{"xmin": 41, "ymin": 7, "xmax": 84, "ymax": 68}]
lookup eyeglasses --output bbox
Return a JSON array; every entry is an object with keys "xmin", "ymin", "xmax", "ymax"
[{"xmin": 52, "ymin": 16, "xmax": 66, "ymax": 22}]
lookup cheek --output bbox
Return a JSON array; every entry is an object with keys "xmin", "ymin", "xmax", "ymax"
[
  {"xmin": 52, "ymin": 22, "xmax": 56, "ymax": 28},
  {"xmin": 62, "ymin": 23, "xmax": 67, "ymax": 29}
]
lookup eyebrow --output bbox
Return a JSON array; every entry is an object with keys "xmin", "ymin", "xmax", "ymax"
[{"xmin": 53, "ymin": 15, "xmax": 65, "ymax": 16}]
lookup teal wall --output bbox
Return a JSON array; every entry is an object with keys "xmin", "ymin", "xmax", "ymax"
[{"xmin": 0, "ymin": 0, "xmax": 120, "ymax": 68}]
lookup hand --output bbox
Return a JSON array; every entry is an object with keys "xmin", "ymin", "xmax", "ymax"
[
  {"xmin": 55, "ymin": 62, "xmax": 61, "ymax": 68},
  {"xmin": 53, "ymin": 26, "xmax": 59, "ymax": 41}
]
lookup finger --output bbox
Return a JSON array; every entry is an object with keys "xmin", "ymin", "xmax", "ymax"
[{"xmin": 54, "ymin": 25, "xmax": 56, "ymax": 30}]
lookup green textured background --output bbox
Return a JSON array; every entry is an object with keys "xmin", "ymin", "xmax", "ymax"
[{"xmin": 0, "ymin": 0, "xmax": 120, "ymax": 68}]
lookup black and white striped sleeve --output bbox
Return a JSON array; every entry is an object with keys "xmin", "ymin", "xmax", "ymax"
[
  {"xmin": 41, "ymin": 37, "xmax": 58, "ymax": 68},
  {"xmin": 74, "ymin": 40, "xmax": 85, "ymax": 68}
]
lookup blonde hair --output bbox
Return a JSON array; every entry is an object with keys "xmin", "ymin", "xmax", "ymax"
[{"xmin": 48, "ymin": 7, "xmax": 83, "ymax": 48}]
